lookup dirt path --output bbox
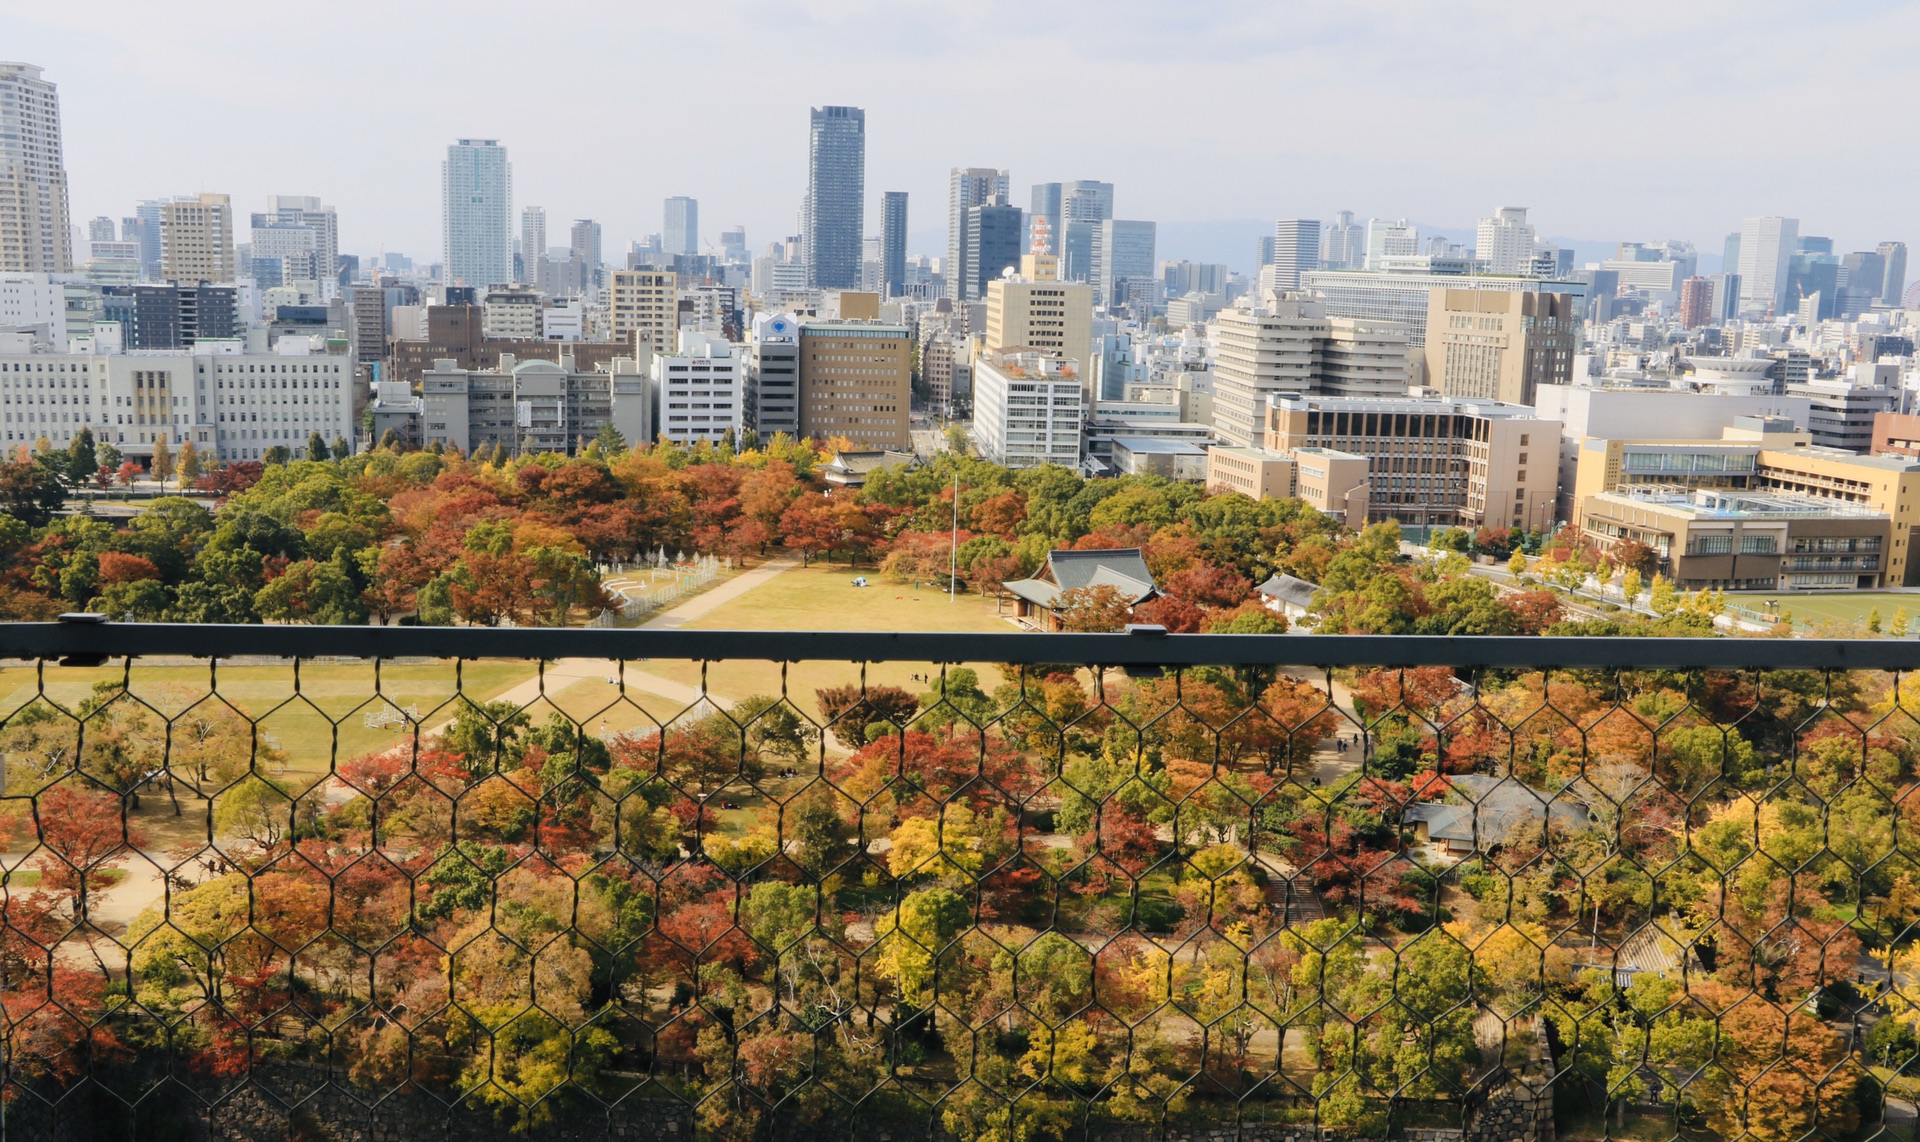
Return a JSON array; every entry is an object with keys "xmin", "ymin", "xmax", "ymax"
[{"xmin": 640, "ymin": 556, "xmax": 801, "ymax": 630}]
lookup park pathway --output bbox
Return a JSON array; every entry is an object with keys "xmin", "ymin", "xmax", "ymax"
[{"xmin": 639, "ymin": 556, "xmax": 800, "ymax": 630}]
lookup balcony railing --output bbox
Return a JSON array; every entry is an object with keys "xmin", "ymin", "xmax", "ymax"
[{"xmin": 0, "ymin": 622, "xmax": 1914, "ymax": 1142}]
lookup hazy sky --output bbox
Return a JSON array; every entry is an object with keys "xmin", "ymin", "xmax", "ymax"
[{"xmin": 8, "ymin": 0, "xmax": 1918, "ymax": 268}]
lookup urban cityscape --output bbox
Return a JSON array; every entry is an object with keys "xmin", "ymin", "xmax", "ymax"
[{"xmin": 2, "ymin": 18, "xmax": 1920, "ymax": 1142}]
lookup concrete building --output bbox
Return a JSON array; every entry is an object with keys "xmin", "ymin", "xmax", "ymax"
[
  {"xmin": 481, "ymin": 287, "xmax": 543, "ymax": 340},
  {"xmin": 388, "ymin": 304, "xmax": 637, "ymax": 384},
  {"xmin": 983, "ymin": 272, "xmax": 1094, "ymax": 393},
  {"xmin": 520, "ymin": 206, "xmax": 546, "ymax": 285},
  {"xmin": 1788, "ymin": 369, "xmax": 1899, "ymax": 452},
  {"xmin": 1677, "ymin": 276, "xmax": 1713, "ymax": 328},
  {"xmin": 880, "ymin": 191, "xmax": 908, "ymax": 299},
  {"xmin": 102, "ymin": 283, "xmax": 239, "ymax": 350},
  {"xmin": 1879, "ymin": 241, "xmax": 1908, "ymax": 306},
  {"xmin": 0, "ymin": 338, "xmax": 353, "ymax": 463},
  {"xmin": 1270, "ymin": 220, "xmax": 1321, "ymax": 290},
  {"xmin": 250, "ymin": 196, "xmax": 338, "ymax": 293},
  {"xmin": 651, "ymin": 329, "xmax": 742, "ymax": 445},
  {"xmin": 1301, "ymin": 267, "xmax": 1585, "ymax": 348},
  {"xmin": 1205, "ymin": 443, "xmax": 1372, "ymax": 527},
  {"xmin": 746, "ymin": 312, "xmax": 801, "ymax": 440},
  {"xmin": 920, "ymin": 329, "xmax": 965, "ymax": 415},
  {"xmin": 798, "ymin": 319, "xmax": 910, "ymax": 448},
  {"xmin": 1872, "ymin": 411, "xmax": 1920, "ymax": 458},
  {"xmin": 1583, "ymin": 488, "xmax": 1890, "ymax": 591},
  {"xmin": 1475, "ymin": 207, "xmax": 1535, "ymax": 274},
  {"xmin": 0, "ymin": 63, "xmax": 72, "ymax": 274},
  {"xmin": 442, "ymin": 139, "xmax": 512, "ymax": 288},
  {"xmin": 607, "ymin": 269, "xmax": 677, "ymax": 355},
  {"xmin": 569, "ymin": 219, "xmax": 602, "ymax": 287},
  {"xmin": 1262, "ymin": 392, "xmax": 1559, "ymax": 531},
  {"xmin": 159, "ymin": 194, "xmax": 236, "ymax": 284},
  {"xmin": 1364, "ymin": 219, "xmax": 1419, "ymax": 269},
  {"xmin": 805, "ymin": 106, "xmax": 865, "ymax": 289},
  {"xmin": 1110, "ymin": 437, "xmax": 1207, "ymax": 480},
  {"xmin": 664, "ymin": 197, "xmax": 698, "ymax": 258},
  {"xmin": 1737, "ymin": 216, "xmax": 1797, "ymax": 316},
  {"xmin": 972, "ymin": 349, "xmax": 1084, "ymax": 468},
  {"xmin": 1210, "ymin": 294, "xmax": 1414, "ymax": 447},
  {"xmin": 421, "ymin": 353, "xmax": 649, "ymax": 457},
  {"xmin": 1424, "ymin": 289, "xmax": 1579, "ymax": 406},
  {"xmin": 0, "ymin": 273, "xmax": 66, "ymax": 347},
  {"xmin": 1323, "ymin": 211, "xmax": 1364, "ymax": 271}
]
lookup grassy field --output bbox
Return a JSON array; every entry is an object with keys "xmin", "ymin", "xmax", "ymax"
[
  {"xmin": 1731, "ymin": 591, "xmax": 1920, "ymax": 631},
  {"xmin": 639, "ymin": 564, "xmax": 1025, "ymax": 713}
]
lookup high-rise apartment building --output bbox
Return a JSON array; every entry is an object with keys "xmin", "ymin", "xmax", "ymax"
[
  {"xmin": 569, "ymin": 219, "xmax": 602, "ymax": 286},
  {"xmin": 1677, "ymin": 276, "xmax": 1713, "ymax": 329},
  {"xmin": 606, "ymin": 270, "xmax": 676, "ymax": 355},
  {"xmin": 1063, "ymin": 181, "xmax": 1114, "ymax": 225},
  {"xmin": 0, "ymin": 63, "xmax": 72, "ymax": 274},
  {"xmin": 519, "ymin": 207, "xmax": 545, "ymax": 284},
  {"xmin": 805, "ymin": 106, "xmax": 865, "ymax": 289},
  {"xmin": 1210, "ymin": 293, "xmax": 1414, "ymax": 447},
  {"xmin": 880, "ymin": 192, "xmax": 908, "ymax": 299},
  {"xmin": 443, "ymin": 139, "xmax": 512, "ymax": 288},
  {"xmin": 1879, "ymin": 241, "xmax": 1908, "ymax": 307},
  {"xmin": 947, "ymin": 168, "xmax": 1010, "ymax": 302},
  {"xmin": 1268, "ymin": 220, "xmax": 1322, "ymax": 290},
  {"xmin": 664, "ymin": 197, "xmax": 698, "ymax": 258},
  {"xmin": 1424, "ymin": 288, "xmax": 1578, "ymax": 406},
  {"xmin": 798, "ymin": 320, "xmax": 911, "ymax": 448},
  {"xmin": 1736, "ymin": 215, "xmax": 1798, "ymax": 316},
  {"xmin": 160, "ymin": 194, "xmax": 236, "ymax": 283},
  {"xmin": 1475, "ymin": 207, "xmax": 1536, "ymax": 275}
]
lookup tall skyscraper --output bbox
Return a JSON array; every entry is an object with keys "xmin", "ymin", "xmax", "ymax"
[
  {"xmin": 1269, "ymin": 220, "xmax": 1322, "ymax": 290},
  {"xmin": 880, "ymin": 191, "xmax": 908, "ymax": 299},
  {"xmin": 129, "ymin": 201, "xmax": 164, "ymax": 279},
  {"xmin": 1095, "ymin": 219, "xmax": 1156, "ymax": 308},
  {"xmin": 1677, "ymin": 276, "xmax": 1713, "ymax": 329},
  {"xmin": 442, "ymin": 139, "xmax": 512, "ymax": 288},
  {"xmin": 520, "ymin": 206, "xmax": 546, "ymax": 284},
  {"xmin": 1028, "ymin": 183, "xmax": 1063, "ymax": 254},
  {"xmin": 805, "ymin": 106, "xmax": 865, "ymax": 289},
  {"xmin": 948, "ymin": 167, "xmax": 1010, "ymax": 301},
  {"xmin": 1879, "ymin": 241, "xmax": 1909, "ymax": 307},
  {"xmin": 0, "ymin": 63, "xmax": 72, "ymax": 273},
  {"xmin": 570, "ymin": 219, "xmax": 602, "ymax": 280},
  {"xmin": 959, "ymin": 198, "xmax": 1022, "ymax": 302},
  {"xmin": 1475, "ymin": 207, "xmax": 1536, "ymax": 275},
  {"xmin": 664, "ymin": 197, "xmax": 698, "ymax": 257},
  {"xmin": 87, "ymin": 217, "xmax": 115, "ymax": 242},
  {"xmin": 1323, "ymin": 211, "xmax": 1364, "ymax": 270},
  {"xmin": 1736, "ymin": 215, "xmax": 1798, "ymax": 316},
  {"xmin": 1063, "ymin": 180, "xmax": 1114, "ymax": 225},
  {"xmin": 160, "ymin": 194, "xmax": 236, "ymax": 283}
]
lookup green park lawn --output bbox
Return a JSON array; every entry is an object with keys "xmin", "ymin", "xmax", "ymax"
[{"xmin": 1731, "ymin": 591, "xmax": 1920, "ymax": 632}]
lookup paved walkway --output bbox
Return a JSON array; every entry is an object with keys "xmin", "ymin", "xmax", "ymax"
[{"xmin": 639, "ymin": 556, "xmax": 800, "ymax": 630}]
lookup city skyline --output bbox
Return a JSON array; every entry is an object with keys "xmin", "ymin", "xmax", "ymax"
[{"xmin": 7, "ymin": 1, "xmax": 1917, "ymax": 265}]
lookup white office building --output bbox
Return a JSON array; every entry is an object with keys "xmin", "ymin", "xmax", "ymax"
[
  {"xmin": 1364, "ymin": 219, "xmax": 1419, "ymax": 269},
  {"xmin": 1737, "ymin": 216, "xmax": 1799, "ymax": 317},
  {"xmin": 972, "ymin": 349, "xmax": 1084, "ymax": 468},
  {"xmin": 1269, "ymin": 220, "xmax": 1321, "ymax": 290},
  {"xmin": 652, "ymin": 328, "xmax": 743, "ymax": 444},
  {"xmin": 746, "ymin": 312, "xmax": 801, "ymax": 439},
  {"xmin": 420, "ymin": 353, "xmax": 650, "ymax": 457},
  {"xmin": 0, "ymin": 273, "xmax": 67, "ymax": 348},
  {"xmin": 0, "ymin": 337, "xmax": 354, "ymax": 463}
]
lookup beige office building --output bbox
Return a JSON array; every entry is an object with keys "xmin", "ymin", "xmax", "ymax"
[
  {"xmin": 1423, "ymin": 288, "xmax": 1577, "ymax": 406},
  {"xmin": 0, "ymin": 63, "xmax": 72, "ymax": 273},
  {"xmin": 1206, "ymin": 444, "xmax": 1371, "ymax": 527},
  {"xmin": 1261, "ymin": 393, "xmax": 1558, "ymax": 530},
  {"xmin": 608, "ymin": 269, "xmax": 677, "ymax": 355},
  {"xmin": 1582, "ymin": 489, "xmax": 1891, "ymax": 591},
  {"xmin": 983, "ymin": 275, "xmax": 1093, "ymax": 390},
  {"xmin": 159, "ymin": 194, "xmax": 236, "ymax": 283},
  {"xmin": 1572, "ymin": 422, "xmax": 1920, "ymax": 586},
  {"xmin": 798, "ymin": 321, "xmax": 911, "ymax": 449},
  {"xmin": 1211, "ymin": 293, "xmax": 1412, "ymax": 448}
]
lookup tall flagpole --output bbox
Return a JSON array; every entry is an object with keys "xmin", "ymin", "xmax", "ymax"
[{"xmin": 949, "ymin": 468, "xmax": 958, "ymax": 603}]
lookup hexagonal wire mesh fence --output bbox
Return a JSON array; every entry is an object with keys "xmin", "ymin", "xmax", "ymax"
[{"xmin": 0, "ymin": 622, "xmax": 1915, "ymax": 1142}]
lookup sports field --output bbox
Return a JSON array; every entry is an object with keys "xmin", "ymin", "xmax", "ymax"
[{"xmin": 1731, "ymin": 591, "xmax": 1920, "ymax": 631}]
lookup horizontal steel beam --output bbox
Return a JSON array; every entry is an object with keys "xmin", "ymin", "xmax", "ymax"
[{"xmin": 1, "ymin": 620, "xmax": 1918, "ymax": 671}]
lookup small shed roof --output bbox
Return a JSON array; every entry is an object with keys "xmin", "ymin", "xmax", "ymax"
[
  {"xmin": 1256, "ymin": 573, "xmax": 1320, "ymax": 610},
  {"xmin": 1404, "ymin": 775, "xmax": 1590, "ymax": 847}
]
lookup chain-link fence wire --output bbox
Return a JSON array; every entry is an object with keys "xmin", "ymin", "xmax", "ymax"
[{"xmin": 0, "ymin": 650, "xmax": 1912, "ymax": 1141}]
